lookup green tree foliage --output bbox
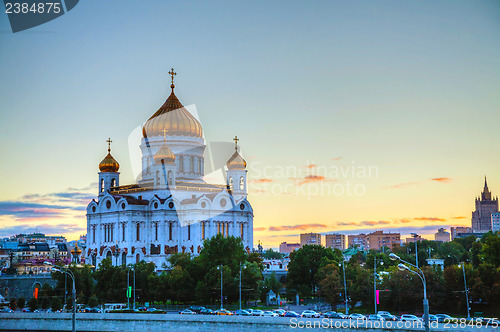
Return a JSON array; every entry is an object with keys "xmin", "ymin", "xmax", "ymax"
[
  {"xmin": 482, "ymin": 235, "xmax": 500, "ymax": 267},
  {"xmin": 88, "ymin": 295, "xmax": 99, "ymax": 308},
  {"xmin": 51, "ymin": 297, "xmax": 62, "ymax": 311},
  {"xmin": 287, "ymin": 245, "xmax": 341, "ymax": 298},
  {"xmin": 27, "ymin": 298, "xmax": 38, "ymax": 310},
  {"xmin": 9, "ymin": 298, "xmax": 16, "ymax": 310},
  {"xmin": 17, "ymin": 297, "xmax": 25, "ymax": 309},
  {"xmin": 317, "ymin": 263, "xmax": 342, "ymax": 307},
  {"xmin": 262, "ymin": 249, "xmax": 284, "ymax": 260}
]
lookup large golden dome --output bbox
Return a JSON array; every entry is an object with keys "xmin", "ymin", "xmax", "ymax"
[
  {"xmin": 99, "ymin": 141, "xmax": 120, "ymax": 172},
  {"xmin": 154, "ymin": 142, "xmax": 176, "ymax": 164},
  {"xmin": 142, "ymin": 84, "xmax": 203, "ymax": 138}
]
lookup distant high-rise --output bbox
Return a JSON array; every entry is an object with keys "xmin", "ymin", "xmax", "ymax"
[
  {"xmin": 450, "ymin": 226, "xmax": 472, "ymax": 240},
  {"xmin": 366, "ymin": 231, "xmax": 400, "ymax": 250},
  {"xmin": 434, "ymin": 228, "xmax": 450, "ymax": 242},
  {"xmin": 471, "ymin": 177, "xmax": 498, "ymax": 232},
  {"xmin": 279, "ymin": 242, "xmax": 300, "ymax": 254},
  {"xmin": 492, "ymin": 213, "xmax": 500, "ymax": 233},
  {"xmin": 325, "ymin": 233, "xmax": 346, "ymax": 250},
  {"xmin": 300, "ymin": 233, "xmax": 321, "ymax": 246},
  {"xmin": 348, "ymin": 234, "xmax": 367, "ymax": 250}
]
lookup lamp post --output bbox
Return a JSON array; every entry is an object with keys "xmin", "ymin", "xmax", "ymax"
[
  {"xmin": 217, "ymin": 265, "xmax": 223, "ymax": 309},
  {"xmin": 374, "ymin": 257, "xmax": 383, "ymax": 314},
  {"xmin": 411, "ymin": 233, "xmax": 419, "ymax": 268},
  {"xmin": 459, "ymin": 262, "xmax": 471, "ymax": 320},
  {"xmin": 45, "ymin": 262, "xmax": 76, "ymax": 332},
  {"xmin": 239, "ymin": 262, "xmax": 247, "ymax": 310},
  {"xmin": 114, "ymin": 244, "xmax": 120, "ymax": 266},
  {"xmin": 132, "ymin": 267, "xmax": 136, "ymax": 310},
  {"xmin": 390, "ymin": 253, "xmax": 429, "ymax": 332},
  {"xmin": 338, "ymin": 258, "xmax": 348, "ymax": 315}
]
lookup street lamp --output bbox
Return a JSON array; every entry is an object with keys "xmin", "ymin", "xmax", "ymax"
[
  {"xmin": 217, "ymin": 265, "xmax": 223, "ymax": 310},
  {"xmin": 239, "ymin": 262, "xmax": 247, "ymax": 310},
  {"xmin": 127, "ymin": 266, "xmax": 136, "ymax": 310},
  {"xmin": 114, "ymin": 244, "xmax": 120, "ymax": 266},
  {"xmin": 338, "ymin": 258, "xmax": 348, "ymax": 315},
  {"xmin": 374, "ymin": 257, "xmax": 383, "ymax": 314},
  {"xmin": 390, "ymin": 253, "xmax": 429, "ymax": 332},
  {"xmin": 411, "ymin": 233, "xmax": 419, "ymax": 268},
  {"xmin": 45, "ymin": 262, "xmax": 76, "ymax": 332},
  {"xmin": 458, "ymin": 262, "xmax": 471, "ymax": 320}
]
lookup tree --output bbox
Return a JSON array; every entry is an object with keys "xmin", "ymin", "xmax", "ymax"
[
  {"xmin": 9, "ymin": 298, "xmax": 16, "ymax": 310},
  {"xmin": 483, "ymin": 235, "xmax": 500, "ymax": 267},
  {"xmin": 318, "ymin": 263, "xmax": 342, "ymax": 308},
  {"xmin": 88, "ymin": 295, "xmax": 99, "ymax": 308},
  {"xmin": 287, "ymin": 245, "xmax": 341, "ymax": 298},
  {"xmin": 27, "ymin": 298, "xmax": 38, "ymax": 310},
  {"xmin": 17, "ymin": 297, "xmax": 25, "ymax": 309},
  {"xmin": 51, "ymin": 297, "xmax": 62, "ymax": 311},
  {"xmin": 262, "ymin": 249, "xmax": 284, "ymax": 260}
]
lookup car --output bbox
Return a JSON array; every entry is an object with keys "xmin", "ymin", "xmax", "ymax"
[
  {"xmin": 377, "ymin": 311, "xmax": 391, "ymax": 316},
  {"xmin": 435, "ymin": 314, "xmax": 455, "ymax": 323},
  {"xmin": 146, "ymin": 308, "xmax": 157, "ymax": 312},
  {"xmin": 425, "ymin": 314, "xmax": 439, "ymax": 322},
  {"xmin": 323, "ymin": 311, "xmax": 338, "ymax": 318},
  {"xmin": 301, "ymin": 310, "xmax": 320, "ymax": 318},
  {"xmin": 136, "ymin": 307, "xmax": 148, "ymax": 312},
  {"xmin": 245, "ymin": 309, "xmax": 253, "ymax": 315},
  {"xmin": 179, "ymin": 309, "xmax": 196, "ymax": 315},
  {"xmin": 400, "ymin": 314, "xmax": 422, "ymax": 322},
  {"xmin": 273, "ymin": 309, "xmax": 286, "ymax": 317},
  {"xmin": 234, "ymin": 309, "xmax": 251, "ymax": 316},
  {"xmin": 189, "ymin": 306, "xmax": 205, "ymax": 314},
  {"xmin": 22, "ymin": 308, "xmax": 31, "ymax": 312},
  {"xmin": 214, "ymin": 309, "xmax": 233, "ymax": 316},
  {"xmin": 88, "ymin": 308, "xmax": 101, "ymax": 313},
  {"xmin": 285, "ymin": 311, "xmax": 301, "ymax": 318},
  {"xmin": 199, "ymin": 308, "xmax": 213, "ymax": 315},
  {"xmin": 262, "ymin": 311, "xmax": 279, "ymax": 317},
  {"xmin": 2, "ymin": 308, "xmax": 14, "ymax": 313},
  {"xmin": 368, "ymin": 314, "xmax": 385, "ymax": 321},
  {"xmin": 379, "ymin": 313, "xmax": 397, "ymax": 321},
  {"xmin": 349, "ymin": 313, "xmax": 366, "ymax": 320},
  {"xmin": 252, "ymin": 309, "xmax": 264, "ymax": 316}
]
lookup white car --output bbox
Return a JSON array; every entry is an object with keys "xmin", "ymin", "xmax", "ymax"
[
  {"xmin": 252, "ymin": 309, "xmax": 264, "ymax": 316},
  {"xmin": 262, "ymin": 311, "xmax": 279, "ymax": 317},
  {"xmin": 349, "ymin": 313, "xmax": 366, "ymax": 320},
  {"xmin": 400, "ymin": 314, "xmax": 422, "ymax": 322},
  {"xmin": 301, "ymin": 310, "xmax": 320, "ymax": 318},
  {"xmin": 368, "ymin": 314, "xmax": 385, "ymax": 321}
]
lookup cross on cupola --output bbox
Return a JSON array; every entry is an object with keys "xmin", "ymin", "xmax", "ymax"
[
  {"xmin": 106, "ymin": 138, "xmax": 112, "ymax": 152},
  {"xmin": 233, "ymin": 136, "xmax": 239, "ymax": 150},
  {"xmin": 169, "ymin": 68, "xmax": 177, "ymax": 91}
]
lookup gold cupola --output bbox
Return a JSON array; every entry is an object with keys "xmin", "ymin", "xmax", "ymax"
[
  {"xmin": 142, "ymin": 68, "xmax": 203, "ymax": 138},
  {"xmin": 226, "ymin": 136, "xmax": 246, "ymax": 170},
  {"xmin": 71, "ymin": 243, "xmax": 82, "ymax": 256},
  {"xmin": 99, "ymin": 138, "xmax": 120, "ymax": 172},
  {"xmin": 154, "ymin": 131, "xmax": 176, "ymax": 164}
]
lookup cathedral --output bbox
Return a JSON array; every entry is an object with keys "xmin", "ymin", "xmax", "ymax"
[
  {"xmin": 471, "ymin": 177, "xmax": 498, "ymax": 233},
  {"xmin": 85, "ymin": 70, "xmax": 254, "ymax": 269}
]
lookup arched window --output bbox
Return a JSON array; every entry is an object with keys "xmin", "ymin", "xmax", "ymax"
[
  {"xmin": 121, "ymin": 252, "xmax": 126, "ymax": 266},
  {"xmin": 198, "ymin": 159, "xmax": 202, "ymax": 174},
  {"xmin": 190, "ymin": 157, "xmax": 194, "ymax": 173},
  {"xmin": 136, "ymin": 223, "xmax": 140, "ymax": 241},
  {"xmin": 156, "ymin": 170, "xmax": 160, "ymax": 185},
  {"xmin": 229, "ymin": 177, "xmax": 233, "ymax": 190},
  {"xmin": 111, "ymin": 178, "xmax": 116, "ymax": 187},
  {"xmin": 239, "ymin": 177, "xmax": 244, "ymax": 190},
  {"xmin": 187, "ymin": 224, "xmax": 191, "ymax": 240},
  {"xmin": 100, "ymin": 179, "xmax": 104, "ymax": 192},
  {"xmin": 179, "ymin": 156, "xmax": 184, "ymax": 172},
  {"xmin": 240, "ymin": 223, "xmax": 244, "ymax": 240},
  {"xmin": 202, "ymin": 222, "xmax": 206, "ymax": 240},
  {"xmin": 169, "ymin": 222, "xmax": 173, "ymax": 241},
  {"xmin": 168, "ymin": 171, "xmax": 173, "ymax": 186},
  {"xmin": 106, "ymin": 251, "xmax": 112, "ymax": 261},
  {"xmin": 136, "ymin": 254, "xmax": 140, "ymax": 264},
  {"xmin": 146, "ymin": 157, "xmax": 150, "ymax": 174},
  {"xmin": 91, "ymin": 255, "xmax": 96, "ymax": 267}
]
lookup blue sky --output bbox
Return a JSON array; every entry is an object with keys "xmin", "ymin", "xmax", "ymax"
[{"xmin": 0, "ymin": 1, "xmax": 499, "ymax": 245}]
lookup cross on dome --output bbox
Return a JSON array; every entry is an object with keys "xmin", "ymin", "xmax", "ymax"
[
  {"xmin": 106, "ymin": 138, "xmax": 112, "ymax": 152},
  {"xmin": 233, "ymin": 136, "xmax": 239, "ymax": 149}
]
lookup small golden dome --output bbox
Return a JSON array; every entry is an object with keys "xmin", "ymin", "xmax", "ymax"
[
  {"xmin": 99, "ymin": 139, "xmax": 119, "ymax": 172},
  {"xmin": 71, "ymin": 244, "xmax": 82, "ymax": 255},
  {"xmin": 154, "ymin": 142, "xmax": 176, "ymax": 164},
  {"xmin": 142, "ymin": 85, "xmax": 203, "ymax": 138},
  {"xmin": 227, "ymin": 151, "xmax": 246, "ymax": 170}
]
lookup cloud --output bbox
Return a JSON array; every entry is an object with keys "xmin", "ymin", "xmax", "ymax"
[
  {"xmin": 360, "ymin": 220, "xmax": 391, "ymax": 226},
  {"xmin": 0, "ymin": 223, "xmax": 85, "ymax": 238},
  {"xmin": 268, "ymin": 223, "xmax": 328, "ymax": 231},
  {"xmin": 254, "ymin": 227, "xmax": 267, "ymax": 232},
  {"xmin": 331, "ymin": 157, "xmax": 342, "ymax": 161},
  {"xmin": 248, "ymin": 178, "xmax": 275, "ymax": 183},
  {"xmin": 452, "ymin": 216, "xmax": 467, "ymax": 219},
  {"xmin": 431, "ymin": 177, "xmax": 452, "ymax": 183},
  {"xmin": 304, "ymin": 164, "xmax": 317, "ymax": 169},
  {"xmin": 0, "ymin": 201, "xmax": 83, "ymax": 220},
  {"xmin": 291, "ymin": 175, "xmax": 327, "ymax": 186},
  {"xmin": 413, "ymin": 217, "xmax": 446, "ymax": 222}
]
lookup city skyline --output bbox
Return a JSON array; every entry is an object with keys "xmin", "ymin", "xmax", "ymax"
[{"xmin": 1, "ymin": 1, "xmax": 500, "ymax": 247}]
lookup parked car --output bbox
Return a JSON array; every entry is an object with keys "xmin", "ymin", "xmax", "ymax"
[
  {"xmin": 273, "ymin": 309, "xmax": 286, "ymax": 317},
  {"xmin": 146, "ymin": 308, "xmax": 157, "ymax": 312},
  {"xmin": 245, "ymin": 309, "xmax": 253, "ymax": 315},
  {"xmin": 368, "ymin": 314, "xmax": 385, "ymax": 321},
  {"xmin": 234, "ymin": 309, "xmax": 251, "ymax": 316},
  {"xmin": 189, "ymin": 306, "xmax": 205, "ymax": 314},
  {"xmin": 22, "ymin": 308, "xmax": 31, "ymax": 312},
  {"xmin": 214, "ymin": 309, "xmax": 233, "ymax": 316},
  {"xmin": 262, "ymin": 311, "xmax": 279, "ymax": 317},
  {"xmin": 301, "ymin": 310, "xmax": 320, "ymax": 318},
  {"xmin": 349, "ymin": 313, "xmax": 366, "ymax": 320},
  {"xmin": 252, "ymin": 309, "xmax": 264, "ymax": 316},
  {"xmin": 379, "ymin": 313, "xmax": 397, "ymax": 321},
  {"xmin": 2, "ymin": 308, "xmax": 14, "ymax": 313},
  {"xmin": 88, "ymin": 308, "xmax": 101, "ymax": 313},
  {"xmin": 425, "ymin": 314, "xmax": 439, "ymax": 322},
  {"xmin": 400, "ymin": 314, "xmax": 422, "ymax": 322},
  {"xmin": 285, "ymin": 311, "xmax": 301, "ymax": 318},
  {"xmin": 323, "ymin": 311, "xmax": 337, "ymax": 318},
  {"xmin": 179, "ymin": 309, "xmax": 196, "ymax": 315},
  {"xmin": 199, "ymin": 308, "xmax": 213, "ymax": 315},
  {"xmin": 377, "ymin": 311, "xmax": 391, "ymax": 316},
  {"xmin": 435, "ymin": 314, "xmax": 455, "ymax": 323},
  {"xmin": 136, "ymin": 307, "xmax": 148, "ymax": 312}
]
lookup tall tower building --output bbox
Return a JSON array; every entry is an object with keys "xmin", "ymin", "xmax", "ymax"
[{"xmin": 471, "ymin": 177, "xmax": 498, "ymax": 232}]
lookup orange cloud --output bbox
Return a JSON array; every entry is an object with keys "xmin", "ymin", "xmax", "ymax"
[
  {"xmin": 249, "ymin": 178, "xmax": 274, "ymax": 183},
  {"xmin": 291, "ymin": 175, "xmax": 327, "ymax": 186},
  {"xmin": 304, "ymin": 164, "xmax": 317, "ymax": 169},
  {"xmin": 331, "ymin": 157, "xmax": 342, "ymax": 161},
  {"xmin": 268, "ymin": 223, "xmax": 327, "ymax": 231},
  {"xmin": 431, "ymin": 177, "xmax": 452, "ymax": 183},
  {"xmin": 452, "ymin": 216, "xmax": 467, "ymax": 219},
  {"xmin": 254, "ymin": 227, "xmax": 267, "ymax": 232},
  {"xmin": 414, "ymin": 217, "xmax": 446, "ymax": 222},
  {"xmin": 361, "ymin": 220, "xmax": 391, "ymax": 226}
]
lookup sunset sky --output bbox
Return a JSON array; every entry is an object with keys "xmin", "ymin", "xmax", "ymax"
[{"xmin": 1, "ymin": 1, "xmax": 499, "ymax": 247}]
